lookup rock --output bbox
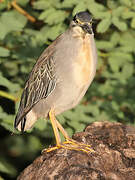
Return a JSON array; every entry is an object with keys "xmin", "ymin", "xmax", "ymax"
[{"xmin": 17, "ymin": 121, "xmax": 135, "ymax": 180}]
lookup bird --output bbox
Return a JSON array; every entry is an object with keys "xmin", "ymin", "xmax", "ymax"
[{"xmin": 14, "ymin": 11, "xmax": 97, "ymax": 153}]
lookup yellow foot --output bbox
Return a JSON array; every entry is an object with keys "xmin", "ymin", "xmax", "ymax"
[
  {"xmin": 42, "ymin": 146, "xmax": 60, "ymax": 153},
  {"xmin": 42, "ymin": 139, "xmax": 94, "ymax": 154},
  {"xmin": 62, "ymin": 138, "xmax": 94, "ymax": 153}
]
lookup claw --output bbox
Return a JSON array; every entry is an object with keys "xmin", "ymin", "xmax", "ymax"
[{"xmin": 43, "ymin": 138, "xmax": 94, "ymax": 154}]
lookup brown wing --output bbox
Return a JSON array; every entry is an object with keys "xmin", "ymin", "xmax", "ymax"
[{"xmin": 14, "ymin": 38, "xmax": 59, "ymax": 131}]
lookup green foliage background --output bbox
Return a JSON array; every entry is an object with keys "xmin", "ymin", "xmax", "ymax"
[{"xmin": 0, "ymin": 0, "xmax": 135, "ymax": 179}]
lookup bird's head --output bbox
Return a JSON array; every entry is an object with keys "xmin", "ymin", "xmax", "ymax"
[{"xmin": 72, "ymin": 11, "xmax": 93, "ymax": 34}]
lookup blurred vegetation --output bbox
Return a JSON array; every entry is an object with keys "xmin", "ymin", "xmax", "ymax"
[{"xmin": 0, "ymin": 0, "xmax": 135, "ymax": 179}]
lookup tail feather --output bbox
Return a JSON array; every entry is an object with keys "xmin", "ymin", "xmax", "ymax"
[
  {"xmin": 21, "ymin": 117, "xmax": 26, "ymax": 132},
  {"xmin": 14, "ymin": 109, "xmax": 38, "ymax": 132},
  {"xmin": 14, "ymin": 105, "xmax": 29, "ymax": 131}
]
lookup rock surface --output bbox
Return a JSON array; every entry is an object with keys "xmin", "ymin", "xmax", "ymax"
[{"xmin": 17, "ymin": 121, "xmax": 135, "ymax": 180}]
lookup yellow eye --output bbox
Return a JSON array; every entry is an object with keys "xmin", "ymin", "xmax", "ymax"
[
  {"xmin": 75, "ymin": 19, "xmax": 84, "ymax": 25},
  {"xmin": 89, "ymin": 20, "xmax": 92, "ymax": 25},
  {"xmin": 75, "ymin": 19, "xmax": 79, "ymax": 23}
]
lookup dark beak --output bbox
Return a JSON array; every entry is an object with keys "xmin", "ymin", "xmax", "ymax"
[{"xmin": 81, "ymin": 23, "xmax": 93, "ymax": 34}]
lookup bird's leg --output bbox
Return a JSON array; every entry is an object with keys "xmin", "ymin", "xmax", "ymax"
[
  {"xmin": 55, "ymin": 119, "xmax": 70, "ymax": 140},
  {"xmin": 49, "ymin": 109, "xmax": 61, "ymax": 145},
  {"xmin": 45, "ymin": 109, "xmax": 61, "ymax": 152},
  {"xmin": 55, "ymin": 119, "xmax": 94, "ymax": 153},
  {"xmin": 44, "ymin": 110, "xmax": 94, "ymax": 153}
]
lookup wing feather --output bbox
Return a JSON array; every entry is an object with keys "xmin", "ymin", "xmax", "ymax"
[{"xmin": 14, "ymin": 44, "xmax": 57, "ymax": 131}]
